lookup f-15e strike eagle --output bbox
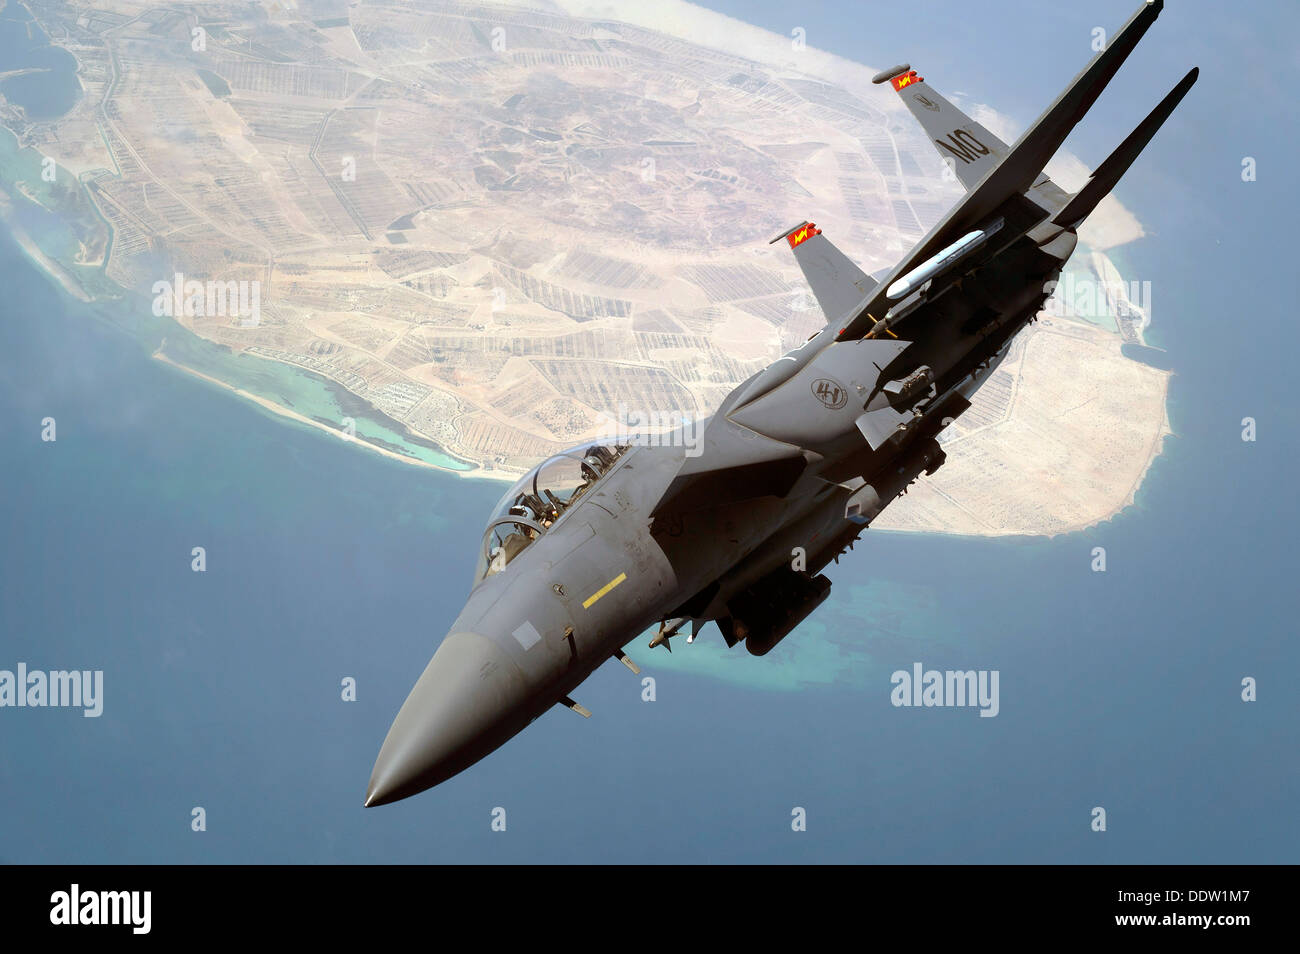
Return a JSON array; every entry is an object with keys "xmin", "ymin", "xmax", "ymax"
[{"xmin": 366, "ymin": 0, "xmax": 1195, "ymax": 805}]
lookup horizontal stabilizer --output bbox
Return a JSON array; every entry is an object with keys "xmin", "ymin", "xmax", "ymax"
[{"xmin": 1053, "ymin": 66, "xmax": 1199, "ymax": 228}]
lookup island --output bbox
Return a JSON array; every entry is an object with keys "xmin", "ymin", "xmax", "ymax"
[{"xmin": 0, "ymin": 0, "xmax": 1171, "ymax": 536}]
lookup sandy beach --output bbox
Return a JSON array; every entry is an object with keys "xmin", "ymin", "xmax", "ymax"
[
  {"xmin": 0, "ymin": 188, "xmax": 91, "ymax": 303},
  {"xmin": 150, "ymin": 347, "xmax": 499, "ymax": 482}
]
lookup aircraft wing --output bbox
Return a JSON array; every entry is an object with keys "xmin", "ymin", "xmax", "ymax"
[
  {"xmin": 650, "ymin": 414, "xmax": 807, "ymax": 517},
  {"xmin": 1052, "ymin": 64, "xmax": 1199, "ymax": 228},
  {"xmin": 837, "ymin": 0, "xmax": 1167, "ymax": 342}
]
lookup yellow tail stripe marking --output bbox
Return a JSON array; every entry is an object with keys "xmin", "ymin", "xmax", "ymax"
[{"xmin": 583, "ymin": 572, "xmax": 627, "ymax": 609}]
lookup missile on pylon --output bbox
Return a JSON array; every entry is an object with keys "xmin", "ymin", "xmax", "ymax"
[{"xmin": 884, "ymin": 218, "xmax": 1004, "ymax": 301}]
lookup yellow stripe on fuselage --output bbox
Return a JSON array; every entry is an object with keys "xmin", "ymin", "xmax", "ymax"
[{"xmin": 583, "ymin": 572, "xmax": 627, "ymax": 609}]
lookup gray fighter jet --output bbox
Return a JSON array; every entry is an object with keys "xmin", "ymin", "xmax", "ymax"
[{"xmin": 366, "ymin": 0, "xmax": 1195, "ymax": 806}]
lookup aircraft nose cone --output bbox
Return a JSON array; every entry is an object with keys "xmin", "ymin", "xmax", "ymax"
[{"xmin": 365, "ymin": 631, "xmax": 531, "ymax": 806}]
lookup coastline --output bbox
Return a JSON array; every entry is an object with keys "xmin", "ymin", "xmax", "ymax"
[
  {"xmin": 12, "ymin": 201, "xmax": 1175, "ymax": 528},
  {"xmin": 0, "ymin": 6, "xmax": 1176, "ymax": 528},
  {"xmin": 0, "ymin": 189, "xmax": 90, "ymax": 302},
  {"xmin": 0, "ymin": 170, "xmax": 493, "ymax": 482},
  {"xmin": 151, "ymin": 348, "xmax": 500, "ymax": 482},
  {"xmin": 3, "ymin": 176, "xmax": 1175, "ymax": 527},
  {"xmin": 234, "ymin": 343, "xmax": 484, "ymax": 477}
]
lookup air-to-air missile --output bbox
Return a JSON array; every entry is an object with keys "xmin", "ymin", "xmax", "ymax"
[{"xmin": 366, "ymin": 0, "xmax": 1196, "ymax": 806}]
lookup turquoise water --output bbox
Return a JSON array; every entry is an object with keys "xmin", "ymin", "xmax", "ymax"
[{"xmin": 0, "ymin": 126, "xmax": 475, "ymax": 472}]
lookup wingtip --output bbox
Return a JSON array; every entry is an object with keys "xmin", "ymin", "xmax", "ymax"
[
  {"xmin": 871, "ymin": 63, "xmax": 912, "ymax": 85},
  {"xmin": 768, "ymin": 220, "xmax": 810, "ymax": 244},
  {"xmin": 1169, "ymin": 65, "xmax": 1200, "ymax": 97}
]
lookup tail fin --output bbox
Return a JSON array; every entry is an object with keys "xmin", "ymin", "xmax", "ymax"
[
  {"xmin": 873, "ymin": 65, "xmax": 1010, "ymax": 191},
  {"xmin": 1053, "ymin": 66, "xmax": 1199, "ymax": 228},
  {"xmin": 771, "ymin": 221, "xmax": 877, "ymax": 325},
  {"xmin": 837, "ymin": 0, "xmax": 1171, "ymax": 342}
]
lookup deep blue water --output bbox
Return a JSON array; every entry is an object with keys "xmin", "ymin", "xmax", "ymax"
[{"xmin": 0, "ymin": 0, "xmax": 1296, "ymax": 863}]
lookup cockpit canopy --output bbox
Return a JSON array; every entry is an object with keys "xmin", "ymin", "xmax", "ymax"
[{"xmin": 476, "ymin": 442, "xmax": 628, "ymax": 583}]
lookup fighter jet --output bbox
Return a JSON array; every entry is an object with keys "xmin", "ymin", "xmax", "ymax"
[{"xmin": 366, "ymin": 0, "xmax": 1195, "ymax": 806}]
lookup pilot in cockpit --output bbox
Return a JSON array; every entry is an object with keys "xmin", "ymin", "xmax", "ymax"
[
  {"xmin": 481, "ymin": 443, "xmax": 629, "ymax": 580},
  {"xmin": 488, "ymin": 500, "xmax": 538, "ymax": 567},
  {"xmin": 508, "ymin": 500, "xmax": 536, "ymax": 522}
]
